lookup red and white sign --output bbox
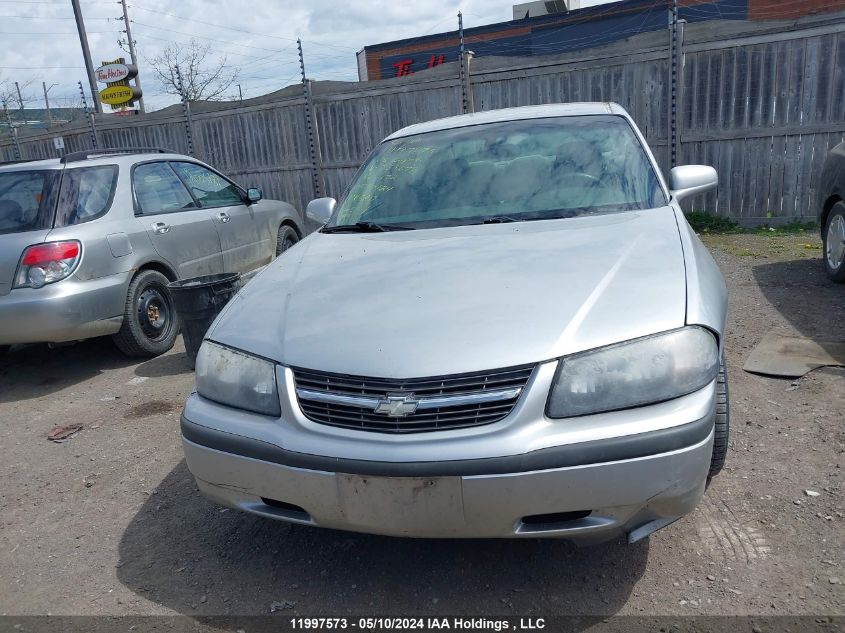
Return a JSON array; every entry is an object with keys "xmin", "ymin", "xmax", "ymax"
[{"xmin": 95, "ymin": 63, "xmax": 135, "ymax": 84}]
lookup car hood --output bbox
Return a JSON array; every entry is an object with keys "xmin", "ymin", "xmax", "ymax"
[{"xmin": 209, "ymin": 207, "xmax": 687, "ymax": 377}]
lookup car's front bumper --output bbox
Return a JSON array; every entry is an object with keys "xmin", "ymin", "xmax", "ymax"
[
  {"xmin": 181, "ymin": 366, "xmax": 715, "ymax": 541},
  {"xmin": 0, "ymin": 273, "xmax": 128, "ymax": 345}
]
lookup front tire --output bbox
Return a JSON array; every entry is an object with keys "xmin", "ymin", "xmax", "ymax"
[
  {"xmin": 112, "ymin": 270, "xmax": 179, "ymax": 357},
  {"xmin": 823, "ymin": 202, "xmax": 845, "ymax": 283},
  {"xmin": 276, "ymin": 224, "xmax": 299, "ymax": 256},
  {"xmin": 707, "ymin": 359, "xmax": 730, "ymax": 482}
]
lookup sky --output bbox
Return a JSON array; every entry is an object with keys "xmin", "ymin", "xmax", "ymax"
[{"xmin": 0, "ymin": 0, "xmax": 612, "ymax": 112}]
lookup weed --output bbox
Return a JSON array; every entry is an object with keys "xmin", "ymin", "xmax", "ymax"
[
  {"xmin": 685, "ymin": 212, "xmax": 740, "ymax": 233},
  {"xmin": 685, "ymin": 212, "xmax": 817, "ymax": 236}
]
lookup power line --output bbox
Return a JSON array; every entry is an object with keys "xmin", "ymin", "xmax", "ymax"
[
  {"xmin": 127, "ymin": 5, "xmax": 358, "ymax": 53},
  {"xmin": 0, "ymin": 14, "xmax": 112, "ymax": 19},
  {"xmin": 133, "ymin": 22, "xmax": 354, "ymax": 66},
  {"xmin": 0, "ymin": 65, "xmax": 85, "ymax": 69},
  {"xmin": 133, "ymin": 30, "xmax": 290, "ymax": 61},
  {"xmin": 0, "ymin": 29, "xmax": 121, "ymax": 34},
  {"xmin": 131, "ymin": 21, "xmax": 291, "ymax": 53},
  {"xmin": 0, "ymin": 0, "xmax": 113, "ymax": 3}
]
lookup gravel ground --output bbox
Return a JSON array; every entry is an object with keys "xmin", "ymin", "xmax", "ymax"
[{"xmin": 1, "ymin": 232, "xmax": 843, "ymax": 619}]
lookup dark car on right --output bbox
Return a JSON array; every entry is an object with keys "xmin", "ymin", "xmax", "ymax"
[{"xmin": 820, "ymin": 140, "xmax": 845, "ymax": 282}]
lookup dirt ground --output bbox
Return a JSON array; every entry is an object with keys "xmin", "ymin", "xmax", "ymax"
[{"xmin": 1, "ymin": 232, "xmax": 843, "ymax": 620}]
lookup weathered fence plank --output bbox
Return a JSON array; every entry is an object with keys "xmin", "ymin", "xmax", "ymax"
[{"xmin": 2, "ymin": 13, "xmax": 843, "ymax": 224}]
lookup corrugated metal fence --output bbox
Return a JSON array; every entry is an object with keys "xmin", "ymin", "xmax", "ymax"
[{"xmin": 2, "ymin": 11, "xmax": 843, "ymax": 224}]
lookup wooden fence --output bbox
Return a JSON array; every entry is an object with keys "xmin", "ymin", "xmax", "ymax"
[{"xmin": 2, "ymin": 10, "xmax": 843, "ymax": 224}]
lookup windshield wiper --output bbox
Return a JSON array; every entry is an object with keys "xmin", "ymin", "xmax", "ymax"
[
  {"xmin": 479, "ymin": 210, "xmax": 581, "ymax": 224},
  {"xmin": 321, "ymin": 221, "xmax": 413, "ymax": 233}
]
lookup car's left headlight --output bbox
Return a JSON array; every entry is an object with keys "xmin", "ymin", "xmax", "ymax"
[
  {"xmin": 195, "ymin": 341, "xmax": 281, "ymax": 417},
  {"xmin": 547, "ymin": 326, "xmax": 719, "ymax": 418}
]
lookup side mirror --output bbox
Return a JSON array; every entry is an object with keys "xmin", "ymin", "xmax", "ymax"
[
  {"xmin": 246, "ymin": 187, "xmax": 263, "ymax": 203},
  {"xmin": 306, "ymin": 197, "xmax": 336, "ymax": 225},
  {"xmin": 669, "ymin": 165, "xmax": 718, "ymax": 203}
]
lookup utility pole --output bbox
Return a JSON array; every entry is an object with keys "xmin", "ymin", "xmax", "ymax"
[
  {"xmin": 14, "ymin": 82, "xmax": 24, "ymax": 110},
  {"xmin": 458, "ymin": 12, "xmax": 468, "ymax": 114},
  {"xmin": 118, "ymin": 0, "xmax": 144, "ymax": 113},
  {"xmin": 42, "ymin": 82, "xmax": 54, "ymax": 128},
  {"xmin": 238, "ymin": 84, "xmax": 243, "ymax": 102},
  {"xmin": 71, "ymin": 0, "xmax": 101, "ymax": 113}
]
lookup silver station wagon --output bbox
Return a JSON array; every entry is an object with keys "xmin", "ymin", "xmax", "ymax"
[
  {"xmin": 0, "ymin": 149, "xmax": 302, "ymax": 356},
  {"xmin": 181, "ymin": 103, "xmax": 729, "ymax": 543}
]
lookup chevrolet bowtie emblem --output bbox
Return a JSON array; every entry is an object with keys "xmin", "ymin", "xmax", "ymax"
[{"xmin": 374, "ymin": 394, "xmax": 419, "ymax": 417}]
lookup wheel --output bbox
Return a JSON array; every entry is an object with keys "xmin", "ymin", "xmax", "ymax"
[
  {"xmin": 823, "ymin": 201, "xmax": 845, "ymax": 283},
  {"xmin": 112, "ymin": 270, "xmax": 179, "ymax": 357},
  {"xmin": 707, "ymin": 359, "xmax": 730, "ymax": 483},
  {"xmin": 276, "ymin": 224, "xmax": 299, "ymax": 256}
]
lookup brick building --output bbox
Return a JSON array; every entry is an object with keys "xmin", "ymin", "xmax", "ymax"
[{"xmin": 357, "ymin": 0, "xmax": 845, "ymax": 81}]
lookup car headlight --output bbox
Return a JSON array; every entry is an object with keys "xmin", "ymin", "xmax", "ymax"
[
  {"xmin": 195, "ymin": 341, "xmax": 281, "ymax": 417},
  {"xmin": 547, "ymin": 326, "xmax": 719, "ymax": 418}
]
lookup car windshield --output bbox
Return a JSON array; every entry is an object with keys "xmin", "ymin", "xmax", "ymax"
[
  {"xmin": 0, "ymin": 169, "xmax": 60, "ymax": 235},
  {"xmin": 331, "ymin": 115, "xmax": 667, "ymax": 230}
]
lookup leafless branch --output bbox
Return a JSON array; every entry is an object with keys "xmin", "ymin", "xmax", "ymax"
[
  {"xmin": 147, "ymin": 39, "xmax": 240, "ymax": 101},
  {"xmin": 0, "ymin": 74, "xmax": 36, "ymax": 110}
]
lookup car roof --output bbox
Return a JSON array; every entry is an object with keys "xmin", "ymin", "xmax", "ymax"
[
  {"xmin": 0, "ymin": 151, "xmax": 198, "ymax": 172},
  {"xmin": 0, "ymin": 158, "xmax": 63, "ymax": 171},
  {"xmin": 385, "ymin": 102, "xmax": 628, "ymax": 141}
]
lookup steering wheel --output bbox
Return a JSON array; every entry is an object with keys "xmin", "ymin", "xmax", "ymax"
[
  {"xmin": 569, "ymin": 172, "xmax": 600, "ymax": 184},
  {"xmin": 556, "ymin": 172, "xmax": 600, "ymax": 208}
]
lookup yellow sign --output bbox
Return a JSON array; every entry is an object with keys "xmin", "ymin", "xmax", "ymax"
[{"xmin": 99, "ymin": 85, "xmax": 139, "ymax": 106}]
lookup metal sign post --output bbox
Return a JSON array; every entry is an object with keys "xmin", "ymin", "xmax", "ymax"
[{"xmin": 70, "ymin": 0, "xmax": 101, "ymax": 113}]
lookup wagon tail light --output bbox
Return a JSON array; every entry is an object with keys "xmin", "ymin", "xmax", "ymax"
[{"xmin": 14, "ymin": 241, "xmax": 81, "ymax": 289}]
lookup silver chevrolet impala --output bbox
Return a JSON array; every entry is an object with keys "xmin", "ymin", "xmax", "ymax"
[{"xmin": 181, "ymin": 103, "xmax": 729, "ymax": 543}]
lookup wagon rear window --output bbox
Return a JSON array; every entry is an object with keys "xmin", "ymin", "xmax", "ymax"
[
  {"xmin": 0, "ymin": 170, "xmax": 60, "ymax": 235},
  {"xmin": 55, "ymin": 165, "xmax": 118, "ymax": 227}
]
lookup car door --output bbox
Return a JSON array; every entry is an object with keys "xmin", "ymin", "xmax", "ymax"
[
  {"xmin": 132, "ymin": 161, "xmax": 224, "ymax": 279},
  {"xmin": 170, "ymin": 161, "xmax": 264, "ymax": 273}
]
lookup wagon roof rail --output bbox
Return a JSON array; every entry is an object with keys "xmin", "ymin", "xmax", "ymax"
[
  {"xmin": 0, "ymin": 158, "xmax": 36, "ymax": 166},
  {"xmin": 60, "ymin": 147, "xmax": 175, "ymax": 164}
]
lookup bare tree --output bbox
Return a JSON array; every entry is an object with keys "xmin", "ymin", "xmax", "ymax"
[
  {"xmin": 0, "ymin": 74, "xmax": 36, "ymax": 110},
  {"xmin": 148, "ymin": 39, "xmax": 239, "ymax": 101}
]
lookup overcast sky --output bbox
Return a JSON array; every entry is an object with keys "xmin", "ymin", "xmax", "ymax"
[{"xmin": 0, "ymin": 0, "xmax": 611, "ymax": 112}]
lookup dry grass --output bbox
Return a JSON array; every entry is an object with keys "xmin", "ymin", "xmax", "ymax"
[{"xmin": 700, "ymin": 232, "xmax": 823, "ymax": 262}]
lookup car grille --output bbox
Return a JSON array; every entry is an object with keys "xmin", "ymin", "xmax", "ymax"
[{"xmin": 293, "ymin": 364, "xmax": 535, "ymax": 433}]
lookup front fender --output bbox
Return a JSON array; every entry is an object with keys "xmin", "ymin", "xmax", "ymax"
[{"xmin": 672, "ymin": 207, "xmax": 728, "ymax": 351}]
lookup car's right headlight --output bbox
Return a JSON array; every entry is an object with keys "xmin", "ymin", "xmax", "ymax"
[{"xmin": 195, "ymin": 341, "xmax": 281, "ymax": 417}]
